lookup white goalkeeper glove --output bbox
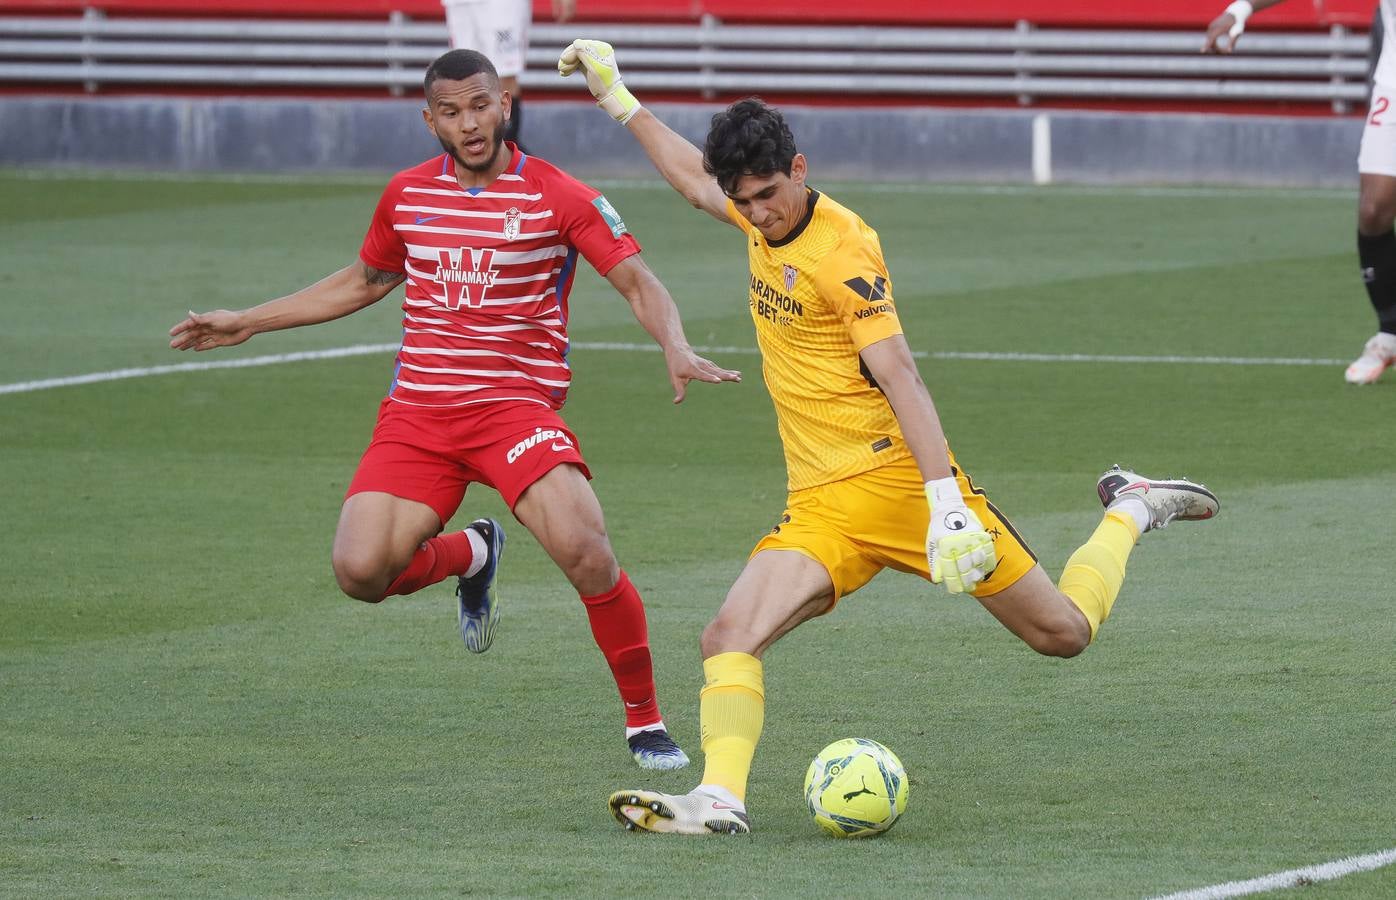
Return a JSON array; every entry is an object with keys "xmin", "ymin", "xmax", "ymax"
[
  {"xmin": 557, "ymin": 39, "xmax": 641, "ymax": 125},
  {"xmin": 925, "ymin": 476, "xmax": 998, "ymax": 595}
]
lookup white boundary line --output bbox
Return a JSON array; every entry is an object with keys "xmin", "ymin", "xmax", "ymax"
[
  {"xmin": 1149, "ymin": 846, "xmax": 1396, "ymax": 899},
  {"xmin": 569, "ymin": 342, "xmax": 1347, "ymax": 367},
  {"xmin": 0, "ymin": 341, "xmax": 1347, "ymax": 396},
  {"xmin": 0, "ymin": 343, "xmax": 397, "ymax": 395}
]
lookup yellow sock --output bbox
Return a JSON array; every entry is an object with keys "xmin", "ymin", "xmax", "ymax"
[
  {"xmin": 1057, "ymin": 511, "xmax": 1139, "ymax": 641},
  {"xmin": 698, "ymin": 651, "xmax": 765, "ymax": 803}
]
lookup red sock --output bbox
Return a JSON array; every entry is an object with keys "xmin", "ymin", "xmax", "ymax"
[
  {"xmin": 580, "ymin": 569, "xmax": 661, "ymax": 728},
  {"xmin": 382, "ymin": 530, "xmax": 475, "ymax": 599}
]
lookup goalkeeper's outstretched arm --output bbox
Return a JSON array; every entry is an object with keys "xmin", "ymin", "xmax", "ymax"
[
  {"xmin": 625, "ymin": 109, "xmax": 733, "ymax": 225},
  {"xmin": 558, "ymin": 39, "xmax": 733, "ymax": 226}
]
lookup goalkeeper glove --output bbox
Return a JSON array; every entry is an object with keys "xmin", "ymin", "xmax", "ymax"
[
  {"xmin": 557, "ymin": 39, "xmax": 641, "ymax": 124},
  {"xmin": 925, "ymin": 476, "xmax": 998, "ymax": 595}
]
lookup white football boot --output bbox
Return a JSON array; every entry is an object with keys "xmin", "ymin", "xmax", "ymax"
[
  {"xmin": 1344, "ymin": 331, "xmax": 1396, "ymax": 385},
  {"xmin": 1096, "ymin": 466, "xmax": 1219, "ymax": 532},
  {"xmin": 609, "ymin": 788, "xmax": 750, "ymax": 835}
]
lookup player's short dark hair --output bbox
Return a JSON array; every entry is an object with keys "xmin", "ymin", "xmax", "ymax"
[
  {"xmin": 424, "ymin": 49, "xmax": 499, "ymax": 96},
  {"xmin": 703, "ymin": 98, "xmax": 798, "ymax": 196}
]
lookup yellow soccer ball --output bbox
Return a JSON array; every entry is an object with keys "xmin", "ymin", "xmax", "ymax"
[{"xmin": 803, "ymin": 738, "xmax": 908, "ymax": 838}]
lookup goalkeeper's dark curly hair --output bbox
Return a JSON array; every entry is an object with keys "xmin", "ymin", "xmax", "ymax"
[{"xmin": 703, "ymin": 98, "xmax": 799, "ymax": 196}]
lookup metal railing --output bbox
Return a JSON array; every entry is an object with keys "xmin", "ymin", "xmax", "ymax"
[{"xmin": 0, "ymin": 11, "xmax": 1373, "ymax": 110}]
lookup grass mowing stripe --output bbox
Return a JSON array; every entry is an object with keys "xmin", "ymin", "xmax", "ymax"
[
  {"xmin": 1150, "ymin": 847, "xmax": 1396, "ymax": 899},
  {"xmin": 0, "ymin": 342, "xmax": 1350, "ymax": 395}
]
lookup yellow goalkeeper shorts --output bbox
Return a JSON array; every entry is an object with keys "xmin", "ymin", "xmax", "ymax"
[{"xmin": 750, "ymin": 452, "xmax": 1037, "ymax": 604}]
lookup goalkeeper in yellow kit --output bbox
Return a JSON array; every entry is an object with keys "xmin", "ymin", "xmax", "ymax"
[{"xmin": 560, "ymin": 40, "xmax": 1221, "ymax": 835}]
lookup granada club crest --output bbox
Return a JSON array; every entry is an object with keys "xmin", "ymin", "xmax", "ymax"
[
  {"xmin": 436, "ymin": 247, "xmax": 497, "ymax": 310},
  {"xmin": 503, "ymin": 206, "xmax": 521, "ymax": 242},
  {"xmin": 783, "ymin": 264, "xmax": 798, "ymax": 293}
]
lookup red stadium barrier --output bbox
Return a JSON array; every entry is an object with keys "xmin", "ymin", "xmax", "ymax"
[
  {"xmin": 0, "ymin": 0, "xmax": 1373, "ymax": 115},
  {"xmin": 0, "ymin": 0, "xmax": 1378, "ymax": 28}
]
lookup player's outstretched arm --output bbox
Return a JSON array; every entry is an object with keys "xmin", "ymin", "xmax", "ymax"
[
  {"xmin": 860, "ymin": 335, "xmax": 996, "ymax": 594},
  {"xmin": 1203, "ymin": 0, "xmax": 1287, "ymax": 53},
  {"xmin": 604, "ymin": 255, "xmax": 741, "ymax": 403},
  {"xmin": 168, "ymin": 260, "xmax": 404, "ymax": 351},
  {"xmin": 558, "ymin": 39, "xmax": 733, "ymax": 225},
  {"xmin": 625, "ymin": 109, "xmax": 733, "ymax": 225}
]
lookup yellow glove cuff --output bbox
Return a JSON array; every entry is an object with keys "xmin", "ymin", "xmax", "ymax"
[{"xmin": 599, "ymin": 83, "xmax": 641, "ymax": 125}]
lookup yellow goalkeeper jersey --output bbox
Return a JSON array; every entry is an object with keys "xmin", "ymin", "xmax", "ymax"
[{"xmin": 728, "ymin": 189, "xmax": 910, "ymax": 491}]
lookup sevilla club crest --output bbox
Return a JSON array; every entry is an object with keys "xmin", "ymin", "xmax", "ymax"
[{"xmin": 783, "ymin": 264, "xmax": 798, "ymax": 293}]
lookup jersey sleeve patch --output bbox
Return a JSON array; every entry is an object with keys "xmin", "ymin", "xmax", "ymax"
[
  {"xmin": 843, "ymin": 275, "xmax": 889, "ymax": 303},
  {"xmin": 561, "ymin": 182, "xmax": 641, "ymax": 275},
  {"xmin": 591, "ymin": 195, "xmax": 628, "ymax": 239},
  {"xmin": 814, "ymin": 230, "xmax": 901, "ymax": 352},
  {"xmin": 843, "ymin": 274, "xmax": 895, "ymax": 324}
]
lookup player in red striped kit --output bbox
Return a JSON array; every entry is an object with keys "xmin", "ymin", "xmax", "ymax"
[{"xmin": 168, "ymin": 49, "xmax": 740, "ymax": 769}]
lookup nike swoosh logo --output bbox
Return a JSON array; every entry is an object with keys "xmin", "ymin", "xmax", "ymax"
[
  {"xmin": 551, "ymin": 442, "xmax": 572, "ymax": 452},
  {"xmin": 624, "ymin": 701, "xmax": 646, "ymax": 708},
  {"xmin": 1122, "ymin": 481, "xmax": 1150, "ymax": 493},
  {"xmin": 415, "ymin": 215, "xmax": 443, "ymax": 225},
  {"xmin": 711, "ymin": 802, "xmax": 739, "ymax": 810}
]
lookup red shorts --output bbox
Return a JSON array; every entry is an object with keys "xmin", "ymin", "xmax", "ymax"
[{"xmin": 345, "ymin": 398, "xmax": 591, "ymax": 526}]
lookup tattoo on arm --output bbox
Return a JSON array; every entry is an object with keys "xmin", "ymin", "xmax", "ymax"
[{"xmin": 361, "ymin": 263, "xmax": 406, "ymax": 288}]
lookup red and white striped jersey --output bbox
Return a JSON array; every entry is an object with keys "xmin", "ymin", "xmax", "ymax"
[{"xmin": 359, "ymin": 145, "xmax": 641, "ymax": 409}]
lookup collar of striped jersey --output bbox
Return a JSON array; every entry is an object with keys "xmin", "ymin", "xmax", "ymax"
[
  {"xmin": 504, "ymin": 142, "xmax": 527, "ymax": 176},
  {"xmin": 438, "ymin": 142, "xmax": 528, "ymax": 191},
  {"xmin": 766, "ymin": 188, "xmax": 820, "ymax": 249}
]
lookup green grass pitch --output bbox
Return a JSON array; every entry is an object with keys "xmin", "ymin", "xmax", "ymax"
[{"xmin": 2, "ymin": 170, "xmax": 1394, "ymax": 898}]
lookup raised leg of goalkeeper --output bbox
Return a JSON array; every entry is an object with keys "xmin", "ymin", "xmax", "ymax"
[{"xmin": 976, "ymin": 508, "xmax": 1139, "ymax": 659}]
